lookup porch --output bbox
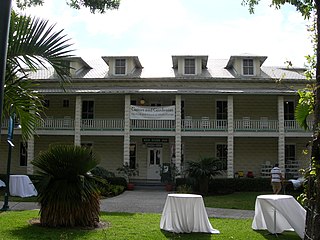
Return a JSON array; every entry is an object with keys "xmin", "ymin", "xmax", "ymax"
[{"xmin": 12, "ymin": 118, "xmax": 312, "ymax": 132}]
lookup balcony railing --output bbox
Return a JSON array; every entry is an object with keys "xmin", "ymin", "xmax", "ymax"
[
  {"xmin": 131, "ymin": 119, "xmax": 175, "ymax": 131},
  {"xmin": 2, "ymin": 118, "xmax": 313, "ymax": 133},
  {"xmin": 234, "ymin": 119, "xmax": 279, "ymax": 132},
  {"xmin": 81, "ymin": 119, "xmax": 124, "ymax": 130}
]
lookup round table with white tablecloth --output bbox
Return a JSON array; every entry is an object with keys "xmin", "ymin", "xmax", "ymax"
[{"xmin": 160, "ymin": 193, "xmax": 220, "ymax": 234}]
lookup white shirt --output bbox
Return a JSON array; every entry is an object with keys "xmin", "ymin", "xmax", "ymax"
[{"xmin": 271, "ymin": 167, "xmax": 282, "ymax": 182}]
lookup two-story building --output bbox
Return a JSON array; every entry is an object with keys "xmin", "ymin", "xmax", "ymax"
[{"xmin": 0, "ymin": 54, "xmax": 312, "ymax": 181}]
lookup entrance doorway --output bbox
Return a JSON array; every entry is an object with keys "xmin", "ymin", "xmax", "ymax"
[{"xmin": 147, "ymin": 148, "xmax": 162, "ymax": 180}]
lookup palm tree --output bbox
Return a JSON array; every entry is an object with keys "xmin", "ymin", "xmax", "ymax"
[
  {"xmin": 186, "ymin": 157, "xmax": 222, "ymax": 195},
  {"xmin": 31, "ymin": 145, "xmax": 101, "ymax": 227},
  {"xmin": 5, "ymin": 11, "xmax": 74, "ymax": 140}
]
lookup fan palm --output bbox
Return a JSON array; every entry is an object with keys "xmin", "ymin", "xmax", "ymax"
[
  {"xmin": 31, "ymin": 145, "xmax": 101, "ymax": 227},
  {"xmin": 186, "ymin": 157, "xmax": 222, "ymax": 195},
  {"xmin": 5, "ymin": 11, "xmax": 74, "ymax": 140}
]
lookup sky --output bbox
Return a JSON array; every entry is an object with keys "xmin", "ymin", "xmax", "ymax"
[{"xmin": 17, "ymin": 0, "xmax": 313, "ymax": 70}]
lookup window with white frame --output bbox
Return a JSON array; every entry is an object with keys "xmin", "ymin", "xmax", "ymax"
[
  {"xmin": 82, "ymin": 100, "xmax": 94, "ymax": 119},
  {"xmin": 285, "ymin": 144, "xmax": 296, "ymax": 163},
  {"xmin": 243, "ymin": 59, "xmax": 254, "ymax": 75},
  {"xmin": 184, "ymin": 58, "xmax": 195, "ymax": 75},
  {"xmin": 115, "ymin": 59, "xmax": 126, "ymax": 75},
  {"xmin": 284, "ymin": 101, "xmax": 295, "ymax": 120},
  {"xmin": 129, "ymin": 143, "xmax": 137, "ymax": 169},
  {"xmin": 216, "ymin": 144, "xmax": 227, "ymax": 170}
]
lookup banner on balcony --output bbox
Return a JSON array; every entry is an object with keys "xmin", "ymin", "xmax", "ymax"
[{"xmin": 130, "ymin": 105, "xmax": 175, "ymax": 120}]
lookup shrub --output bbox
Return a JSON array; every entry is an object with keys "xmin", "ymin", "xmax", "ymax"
[{"xmin": 31, "ymin": 145, "xmax": 100, "ymax": 228}]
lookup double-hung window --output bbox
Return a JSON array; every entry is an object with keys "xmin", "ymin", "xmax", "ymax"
[
  {"xmin": 216, "ymin": 144, "xmax": 227, "ymax": 170},
  {"xmin": 184, "ymin": 58, "xmax": 195, "ymax": 75},
  {"xmin": 243, "ymin": 59, "xmax": 254, "ymax": 75},
  {"xmin": 82, "ymin": 100, "xmax": 94, "ymax": 119},
  {"xmin": 115, "ymin": 59, "xmax": 126, "ymax": 75}
]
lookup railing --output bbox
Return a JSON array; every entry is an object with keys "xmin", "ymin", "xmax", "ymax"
[
  {"xmin": 182, "ymin": 119, "xmax": 227, "ymax": 131},
  {"xmin": 36, "ymin": 118, "xmax": 74, "ymax": 130},
  {"xmin": 131, "ymin": 119, "xmax": 175, "ymax": 131},
  {"xmin": 284, "ymin": 120, "xmax": 313, "ymax": 132},
  {"xmin": 81, "ymin": 119, "xmax": 124, "ymax": 130},
  {"xmin": 234, "ymin": 119, "xmax": 279, "ymax": 132},
  {"xmin": 3, "ymin": 118, "xmax": 313, "ymax": 133}
]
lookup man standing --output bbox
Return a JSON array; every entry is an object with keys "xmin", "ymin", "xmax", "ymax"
[{"xmin": 271, "ymin": 163, "xmax": 283, "ymax": 194}]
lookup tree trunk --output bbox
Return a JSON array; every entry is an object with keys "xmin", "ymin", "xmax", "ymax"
[{"xmin": 305, "ymin": 2, "xmax": 320, "ymax": 239}]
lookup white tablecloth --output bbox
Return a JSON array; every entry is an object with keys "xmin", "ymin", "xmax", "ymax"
[
  {"xmin": 9, "ymin": 175, "xmax": 38, "ymax": 198},
  {"xmin": 252, "ymin": 194, "xmax": 306, "ymax": 239},
  {"xmin": 160, "ymin": 193, "xmax": 220, "ymax": 234},
  {"xmin": 0, "ymin": 179, "xmax": 5, "ymax": 187}
]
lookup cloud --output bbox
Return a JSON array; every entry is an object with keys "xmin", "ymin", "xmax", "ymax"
[{"xmin": 18, "ymin": 0, "xmax": 312, "ymax": 67}]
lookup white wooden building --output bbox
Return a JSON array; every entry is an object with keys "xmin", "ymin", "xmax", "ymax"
[{"xmin": 0, "ymin": 54, "xmax": 312, "ymax": 181}]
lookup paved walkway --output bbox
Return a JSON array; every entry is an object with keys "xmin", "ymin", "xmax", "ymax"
[{"xmin": 0, "ymin": 189, "xmax": 254, "ymax": 219}]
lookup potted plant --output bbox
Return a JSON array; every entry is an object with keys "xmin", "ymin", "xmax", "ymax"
[
  {"xmin": 117, "ymin": 163, "xmax": 139, "ymax": 190},
  {"xmin": 160, "ymin": 163, "xmax": 176, "ymax": 191}
]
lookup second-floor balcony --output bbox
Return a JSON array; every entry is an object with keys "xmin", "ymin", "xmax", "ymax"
[{"xmin": 3, "ymin": 118, "xmax": 313, "ymax": 133}]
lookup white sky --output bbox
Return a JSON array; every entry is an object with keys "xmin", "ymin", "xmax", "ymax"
[{"xmin": 17, "ymin": 0, "xmax": 313, "ymax": 69}]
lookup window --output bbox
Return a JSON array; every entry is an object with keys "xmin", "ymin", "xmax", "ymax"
[
  {"xmin": 184, "ymin": 58, "xmax": 195, "ymax": 74},
  {"xmin": 129, "ymin": 144, "xmax": 136, "ymax": 169},
  {"xmin": 115, "ymin": 59, "xmax": 126, "ymax": 75},
  {"xmin": 285, "ymin": 144, "xmax": 296, "ymax": 163},
  {"xmin": 20, "ymin": 142, "xmax": 27, "ymax": 166},
  {"xmin": 82, "ymin": 100, "xmax": 94, "ymax": 119},
  {"xmin": 284, "ymin": 101, "xmax": 295, "ymax": 120},
  {"xmin": 216, "ymin": 144, "xmax": 227, "ymax": 170},
  {"xmin": 44, "ymin": 99, "xmax": 50, "ymax": 108},
  {"xmin": 216, "ymin": 100, "xmax": 227, "ymax": 127},
  {"xmin": 243, "ymin": 59, "xmax": 254, "ymax": 75},
  {"xmin": 130, "ymin": 100, "xmax": 137, "ymax": 105},
  {"xmin": 216, "ymin": 101, "xmax": 228, "ymax": 120},
  {"xmin": 172, "ymin": 100, "xmax": 185, "ymax": 119},
  {"xmin": 63, "ymin": 99, "xmax": 69, "ymax": 108}
]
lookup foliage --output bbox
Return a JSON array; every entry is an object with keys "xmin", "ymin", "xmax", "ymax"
[
  {"xmin": 186, "ymin": 157, "xmax": 222, "ymax": 179},
  {"xmin": 31, "ymin": 145, "xmax": 100, "ymax": 227},
  {"xmin": 105, "ymin": 177, "xmax": 127, "ymax": 188},
  {"xmin": 176, "ymin": 184, "xmax": 193, "ymax": 194},
  {"xmin": 15, "ymin": 0, "xmax": 120, "ymax": 13},
  {"xmin": 6, "ymin": 11, "xmax": 74, "ymax": 140},
  {"xmin": 91, "ymin": 166, "xmax": 115, "ymax": 178},
  {"xmin": 160, "ymin": 163, "xmax": 177, "ymax": 184},
  {"xmin": 185, "ymin": 157, "xmax": 222, "ymax": 195},
  {"xmin": 117, "ymin": 163, "xmax": 138, "ymax": 183},
  {"xmin": 242, "ymin": 0, "xmax": 314, "ymax": 19}
]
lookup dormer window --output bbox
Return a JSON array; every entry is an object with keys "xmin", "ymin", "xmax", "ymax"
[
  {"xmin": 115, "ymin": 59, "xmax": 126, "ymax": 75},
  {"xmin": 243, "ymin": 59, "xmax": 254, "ymax": 75},
  {"xmin": 184, "ymin": 58, "xmax": 195, "ymax": 75}
]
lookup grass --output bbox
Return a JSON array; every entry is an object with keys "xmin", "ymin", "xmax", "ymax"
[
  {"xmin": 0, "ymin": 210, "xmax": 300, "ymax": 240},
  {"xmin": 0, "ymin": 188, "xmax": 37, "ymax": 202},
  {"xmin": 203, "ymin": 191, "xmax": 269, "ymax": 210}
]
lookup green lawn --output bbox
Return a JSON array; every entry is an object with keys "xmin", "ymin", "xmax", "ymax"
[
  {"xmin": 0, "ymin": 210, "xmax": 300, "ymax": 240},
  {"xmin": 203, "ymin": 191, "xmax": 269, "ymax": 210}
]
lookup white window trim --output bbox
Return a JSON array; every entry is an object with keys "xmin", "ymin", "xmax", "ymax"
[
  {"xmin": 242, "ymin": 58, "xmax": 255, "ymax": 76},
  {"xmin": 184, "ymin": 58, "xmax": 196, "ymax": 75},
  {"xmin": 114, "ymin": 58, "xmax": 127, "ymax": 75}
]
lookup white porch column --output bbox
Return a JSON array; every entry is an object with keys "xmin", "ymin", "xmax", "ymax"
[
  {"xmin": 278, "ymin": 96, "xmax": 285, "ymax": 175},
  {"xmin": 227, "ymin": 95, "xmax": 234, "ymax": 178},
  {"xmin": 27, "ymin": 135, "xmax": 34, "ymax": 174},
  {"xmin": 123, "ymin": 95, "xmax": 131, "ymax": 165},
  {"xmin": 175, "ymin": 95, "xmax": 182, "ymax": 174},
  {"xmin": 74, "ymin": 95, "xmax": 82, "ymax": 146}
]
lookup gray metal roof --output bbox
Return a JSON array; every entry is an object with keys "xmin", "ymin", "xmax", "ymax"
[{"xmin": 27, "ymin": 56, "xmax": 307, "ymax": 81}]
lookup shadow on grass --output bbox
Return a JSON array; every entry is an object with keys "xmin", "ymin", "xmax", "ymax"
[
  {"xmin": 161, "ymin": 230, "xmax": 213, "ymax": 240},
  {"xmin": 254, "ymin": 230, "xmax": 301, "ymax": 240},
  {"xmin": 7, "ymin": 212, "xmax": 130, "ymax": 240}
]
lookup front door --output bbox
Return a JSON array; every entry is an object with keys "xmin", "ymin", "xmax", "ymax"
[{"xmin": 147, "ymin": 148, "xmax": 162, "ymax": 180}]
